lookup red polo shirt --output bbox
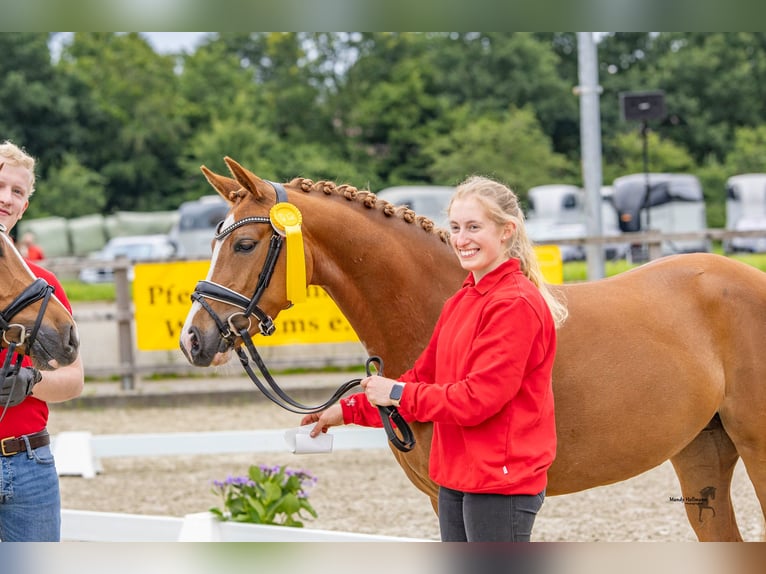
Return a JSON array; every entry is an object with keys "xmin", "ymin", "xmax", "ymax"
[{"xmin": 341, "ymin": 258, "xmax": 557, "ymax": 495}]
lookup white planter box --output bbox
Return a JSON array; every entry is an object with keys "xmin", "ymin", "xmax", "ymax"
[{"xmin": 179, "ymin": 512, "xmax": 428, "ymax": 542}]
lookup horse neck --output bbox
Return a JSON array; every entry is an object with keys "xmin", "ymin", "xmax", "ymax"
[{"xmin": 298, "ymin": 193, "xmax": 465, "ymax": 377}]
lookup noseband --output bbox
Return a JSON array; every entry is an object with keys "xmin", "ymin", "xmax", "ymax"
[
  {"xmin": 0, "ymin": 277, "xmax": 55, "ymax": 421},
  {"xmin": 0, "ymin": 278, "xmax": 54, "ymax": 365},
  {"xmin": 189, "ymin": 181, "xmax": 416, "ymax": 452}
]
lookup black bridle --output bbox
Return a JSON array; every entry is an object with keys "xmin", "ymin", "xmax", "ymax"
[
  {"xmin": 0, "ymin": 276, "xmax": 55, "ymax": 421},
  {"xmin": 190, "ymin": 181, "xmax": 415, "ymax": 452}
]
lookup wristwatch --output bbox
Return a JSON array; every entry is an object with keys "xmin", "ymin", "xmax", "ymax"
[{"xmin": 389, "ymin": 383, "xmax": 404, "ymax": 407}]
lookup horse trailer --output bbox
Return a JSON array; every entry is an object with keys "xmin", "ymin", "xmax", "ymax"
[
  {"xmin": 725, "ymin": 174, "xmax": 766, "ymax": 253},
  {"xmin": 526, "ymin": 184, "xmax": 629, "ymax": 261},
  {"xmin": 375, "ymin": 185, "xmax": 454, "ymax": 229},
  {"xmin": 611, "ymin": 173, "xmax": 710, "ymax": 255},
  {"xmin": 169, "ymin": 195, "xmax": 229, "ymax": 259}
]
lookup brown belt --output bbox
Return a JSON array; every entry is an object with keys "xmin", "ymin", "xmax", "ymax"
[{"xmin": 1, "ymin": 429, "xmax": 50, "ymax": 456}]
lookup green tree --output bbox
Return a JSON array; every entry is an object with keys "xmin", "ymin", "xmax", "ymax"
[
  {"xmin": 59, "ymin": 33, "xmax": 190, "ymax": 212},
  {"xmin": 423, "ymin": 105, "xmax": 576, "ymax": 203},
  {"xmin": 600, "ymin": 33, "xmax": 766, "ymax": 166},
  {"xmin": 602, "ymin": 130, "xmax": 696, "ymax": 185},
  {"xmin": 424, "ymin": 33, "xmax": 580, "ymax": 157},
  {"xmin": 723, "ymin": 125, "xmax": 766, "ymax": 174},
  {"xmin": 0, "ymin": 33, "xmax": 91, "ymax": 178},
  {"xmin": 29, "ymin": 153, "xmax": 106, "ymax": 219}
]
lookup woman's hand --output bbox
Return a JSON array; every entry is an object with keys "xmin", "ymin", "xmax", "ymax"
[
  {"xmin": 301, "ymin": 404, "xmax": 344, "ymax": 437},
  {"xmin": 361, "ymin": 375, "xmax": 400, "ymax": 407}
]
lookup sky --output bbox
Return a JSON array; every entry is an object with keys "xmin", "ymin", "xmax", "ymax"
[
  {"xmin": 140, "ymin": 32, "xmax": 212, "ymax": 54},
  {"xmin": 50, "ymin": 32, "xmax": 212, "ymax": 58}
]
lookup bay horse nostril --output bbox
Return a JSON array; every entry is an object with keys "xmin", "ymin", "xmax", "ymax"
[{"xmin": 65, "ymin": 324, "xmax": 79, "ymax": 354}]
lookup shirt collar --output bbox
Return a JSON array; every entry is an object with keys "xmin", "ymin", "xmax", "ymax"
[{"xmin": 461, "ymin": 258, "xmax": 521, "ymax": 294}]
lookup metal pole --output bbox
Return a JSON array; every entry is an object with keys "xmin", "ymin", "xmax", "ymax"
[
  {"xmin": 576, "ymin": 32, "xmax": 606, "ymax": 280},
  {"xmin": 641, "ymin": 121, "xmax": 652, "ymax": 231}
]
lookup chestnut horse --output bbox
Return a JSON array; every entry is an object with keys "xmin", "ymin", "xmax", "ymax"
[
  {"xmin": 0, "ymin": 230, "xmax": 79, "ymax": 370},
  {"xmin": 180, "ymin": 158, "xmax": 766, "ymax": 541}
]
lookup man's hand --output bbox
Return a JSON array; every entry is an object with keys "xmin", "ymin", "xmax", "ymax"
[{"xmin": 0, "ymin": 367, "xmax": 42, "ymax": 407}]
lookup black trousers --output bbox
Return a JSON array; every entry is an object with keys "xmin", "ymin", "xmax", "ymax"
[{"xmin": 437, "ymin": 486, "xmax": 545, "ymax": 542}]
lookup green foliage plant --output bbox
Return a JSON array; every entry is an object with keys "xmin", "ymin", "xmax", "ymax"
[{"xmin": 210, "ymin": 464, "xmax": 318, "ymax": 527}]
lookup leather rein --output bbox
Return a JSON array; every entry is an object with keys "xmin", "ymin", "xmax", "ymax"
[{"xmin": 190, "ymin": 182, "xmax": 415, "ymax": 452}]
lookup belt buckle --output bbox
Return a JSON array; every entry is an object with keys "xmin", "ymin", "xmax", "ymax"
[{"xmin": 1, "ymin": 436, "xmax": 16, "ymax": 456}]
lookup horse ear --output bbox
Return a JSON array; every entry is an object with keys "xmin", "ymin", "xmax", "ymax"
[
  {"xmin": 200, "ymin": 166, "xmax": 240, "ymax": 204},
  {"xmin": 223, "ymin": 157, "xmax": 267, "ymax": 200}
]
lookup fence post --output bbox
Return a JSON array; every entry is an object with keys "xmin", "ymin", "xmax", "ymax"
[
  {"xmin": 647, "ymin": 231, "xmax": 663, "ymax": 261},
  {"xmin": 113, "ymin": 256, "xmax": 136, "ymax": 391}
]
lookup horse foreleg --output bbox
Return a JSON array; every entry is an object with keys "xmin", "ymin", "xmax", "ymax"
[{"xmin": 670, "ymin": 416, "xmax": 742, "ymax": 541}]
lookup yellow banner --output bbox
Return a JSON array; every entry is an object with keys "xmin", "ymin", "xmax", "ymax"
[
  {"xmin": 134, "ymin": 247, "xmax": 561, "ymax": 351},
  {"xmin": 133, "ymin": 261, "xmax": 359, "ymax": 351},
  {"xmin": 534, "ymin": 245, "xmax": 564, "ymax": 284}
]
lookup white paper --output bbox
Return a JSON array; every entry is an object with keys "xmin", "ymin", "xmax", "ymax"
[{"xmin": 284, "ymin": 423, "xmax": 334, "ymax": 454}]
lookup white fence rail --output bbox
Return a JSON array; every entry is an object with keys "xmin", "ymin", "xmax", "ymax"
[
  {"xmin": 54, "ymin": 426, "xmax": 422, "ymax": 542},
  {"xmin": 61, "ymin": 510, "xmax": 429, "ymax": 542},
  {"xmin": 52, "ymin": 426, "xmax": 389, "ymax": 478}
]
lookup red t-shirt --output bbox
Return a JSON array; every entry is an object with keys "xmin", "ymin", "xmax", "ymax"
[
  {"xmin": 341, "ymin": 258, "xmax": 557, "ymax": 495},
  {"xmin": 0, "ymin": 261, "xmax": 73, "ymax": 437},
  {"xmin": 25, "ymin": 243, "xmax": 45, "ymax": 261}
]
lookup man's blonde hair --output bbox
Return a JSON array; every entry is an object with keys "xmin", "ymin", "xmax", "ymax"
[{"xmin": 0, "ymin": 140, "xmax": 36, "ymax": 196}]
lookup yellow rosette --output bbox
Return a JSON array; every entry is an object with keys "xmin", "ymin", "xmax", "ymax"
[{"xmin": 269, "ymin": 202, "xmax": 307, "ymax": 304}]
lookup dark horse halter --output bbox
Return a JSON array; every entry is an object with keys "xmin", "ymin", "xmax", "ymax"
[
  {"xmin": 190, "ymin": 182, "xmax": 415, "ymax": 452},
  {"xmin": 0, "ymin": 260, "xmax": 55, "ymax": 421}
]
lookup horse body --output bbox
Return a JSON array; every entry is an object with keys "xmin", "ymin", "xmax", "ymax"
[
  {"xmin": 0, "ymin": 232, "xmax": 79, "ymax": 370},
  {"xmin": 180, "ymin": 158, "xmax": 766, "ymax": 541}
]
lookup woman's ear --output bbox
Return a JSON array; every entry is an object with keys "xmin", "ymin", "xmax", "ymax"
[{"xmin": 502, "ymin": 222, "xmax": 515, "ymax": 241}]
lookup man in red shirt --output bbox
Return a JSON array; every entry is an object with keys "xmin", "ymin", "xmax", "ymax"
[
  {"xmin": 303, "ymin": 176, "xmax": 567, "ymax": 542},
  {"xmin": 18, "ymin": 231, "xmax": 45, "ymax": 261},
  {"xmin": 0, "ymin": 141, "xmax": 84, "ymax": 541}
]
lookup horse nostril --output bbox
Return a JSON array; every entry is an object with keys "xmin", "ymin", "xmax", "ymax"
[
  {"xmin": 65, "ymin": 324, "xmax": 80, "ymax": 354},
  {"xmin": 187, "ymin": 326, "xmax": 201, "ymax": 358}
]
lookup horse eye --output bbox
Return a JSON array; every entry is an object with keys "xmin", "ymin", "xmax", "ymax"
[{"xmin": 234, "ymin": 239, "xmax": 257, "ymax": 253}]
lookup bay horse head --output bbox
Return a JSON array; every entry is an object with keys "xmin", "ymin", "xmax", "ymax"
[
  {"xmin": 0, "ymin": 230, "xmax": 79, "ymax": 370},
  {"xmin": 180, "ymin": 158, "xmax": 313, "ymax": 367}
]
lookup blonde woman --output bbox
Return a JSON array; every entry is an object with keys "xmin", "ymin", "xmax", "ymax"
[{"xmin": 303, "ymin": 175, "xmax": 566, "ymax": 542}]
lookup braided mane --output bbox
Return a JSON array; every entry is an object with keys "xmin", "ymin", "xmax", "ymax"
[{"xmin": 289, "ymin": 177, "xmax": 451, "ymax": 244}]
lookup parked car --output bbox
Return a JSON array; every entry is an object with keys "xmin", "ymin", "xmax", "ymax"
[
  {"xmin": 375, "ymin": 185, "xmax": 454, "ymax": 229},
  {"xmin": 79, "ymin": 234, "xmax": 178, "ymax": 283}
]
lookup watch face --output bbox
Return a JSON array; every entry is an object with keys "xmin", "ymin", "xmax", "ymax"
[{"xmin": 390, "ymin": 384, "xmax": 404, "ymax": 401}]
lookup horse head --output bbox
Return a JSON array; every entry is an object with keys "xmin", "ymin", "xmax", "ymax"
[
  {"xmin": 0, "ymin": 232, "xmax": 79, "ymax": 370},
  {"xmin": 181, "ymin": 156, "xmax": 462, "ymax": 374},
  {"xmin": 180, "ymin": 157, "xmax": 312, "ymax": 367}
]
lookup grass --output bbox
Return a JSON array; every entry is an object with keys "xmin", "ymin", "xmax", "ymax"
[
  {"xmin": 60, "ymin": 281, "xmax": 117, "ymax": 302},
  {"xmin": 563, "ymin": 249, "xmax": 766, "ymax": 283}
]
